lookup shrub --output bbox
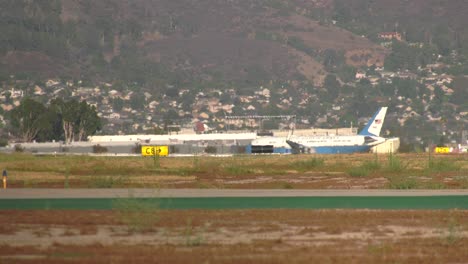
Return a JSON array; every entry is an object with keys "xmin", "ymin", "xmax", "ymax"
[
  {"xmin": 88, "ymin": 175, "xmax": 125, "ymax": 188},
  {"xmin": 348, "ymin": 166, "xmax": 371, "ymax": 177},
  {"xmin": 292, "ymin": 157, "xmax": 324, "ymax": 172},
  {"xmin": 184, "ymin": 218, "xmax": 204, "ymax": 246},
  {"xmin": 93, "ymin": 144, "xmax": 108, "ymax": 153},
  {"xmin": 14, "ymin": 144, "xmax": 24, "ymax": 152},
  {"xmin": 428, "ymin": 159, "xmax": 460, "ymax": 172},
  {"xmin": 132, "ymin": 144, "xmax": 142, "ymax": 154},
  {"xmin": 385, "ymin": 153, "xmax": 406, "ymax": 173},
  {"xmin": 348, "ymin": 160, "xmax": 381, "ymax": 177},
  {"xmin": 387, "ymin": 176, "xmax": 418, "ymax": 189},
  {"xmin": 443, "ymin": 218, "xmax": 462, "ymax": 245},
  {"xmin": 0, "ymin": 138, "xmax": 8, "ymax": 147},
  {"xmin": 205, "ymin": 146, "xmax": 217, "ymax": 154},
  {"xmin": 224, "ymin": 164, "xmax": 254, "ymax": 176},
  {"xmin": 362, "ymin": 160, "xmax": 381, "ymax": 171},
  {"xmin": 113, "ymin": 195, "xmax": 160, "ymax": 233},
  {"xmin": 169, "ymin": 145, "xmax": 179, "ymax": 154}
]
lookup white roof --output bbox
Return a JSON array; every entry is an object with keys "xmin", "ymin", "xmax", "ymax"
[{"xmin": 89, "ymin": 133, "xmax": 258, "ymax": 143}]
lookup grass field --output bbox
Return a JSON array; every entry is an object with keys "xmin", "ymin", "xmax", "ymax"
[
  {"xmin": 1, "ymin": 152, "xmax": 467, "ymax": 263},
  {"xmin": 0, "ymin": 209, "xmax": 467, "ymax": 263},
  {"xmin": 1, "ymin": 152, "xmax": 467, "ymax": 189}
]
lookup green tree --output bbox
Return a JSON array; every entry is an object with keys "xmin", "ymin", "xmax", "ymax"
[
  {"xmin": 76, "ymin": 101, "xmax": 101, "ymax": 141},
  {"xmin": 9, "ymin": 98, "xmax": 48, "ymax": 142},
  {"xmin": 50, "ymin": 98, "xmax": 80, "ymax": 144},
  {"xmin": 322, "ymin": 49, "xmax": 345, "ymax": 71},
  {"xmin": 394, "ymin": 78, "xmax": 419, "ymax": 99},
  {"xmin": 337, "ymin": 65, "xmax": 356, "ymax": 83},
  {"xmin": 3, "ymin": 92, "xmax": 12, "ymax": 104},
  {"xmin": 323, "ymin": 74, "xmax": 341, "ymax": 102},
  {"xmin": 36, "ymin": 107, "xmax": 63, "ymax": 142},
  {"xmin": 112, "ymin": 97, "xmax": 124, "ymax": 112},
  {"xmin": 164, "ymin": 109, "xmax": 179, "ymax": 121},
  {"xmin": 378, "ymin": 81, "xmax": 396, "ymax": 97},
  {"xmin": 433, "ymin": 86, "xmax": 446, "ymax": 104},
  {"xmin": 450, "ymin": 76, "xmax": 468, "ymax": 105},
  {"xmin": 130, "ymin": 92, "xmax": 146, "ymax": 110},
  {"xmin": 165, "ymin": 87, "xmax": 179, "ymax": 98},
  {"xmin": 260, "ymin": 104, "xmax": 281, "ymax": 116}
]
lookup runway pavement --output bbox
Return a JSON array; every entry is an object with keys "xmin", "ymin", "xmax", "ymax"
[
  {"xmin": 1, "ymin": 188, "xmax": 468, "ymax": 199},
  {"xmin": 2, "ymin": 189, "xmax": 467, "ymax": 210}
]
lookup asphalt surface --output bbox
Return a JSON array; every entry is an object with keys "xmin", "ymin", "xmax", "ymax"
[{"xmin": 1, "ymin": 189, "xmax": 468, "ymax": 199}]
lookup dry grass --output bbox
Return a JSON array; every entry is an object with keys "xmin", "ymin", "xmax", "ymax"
[
  {"xmin": 0, "ymin": 209, "xmax": 467, "ymax": 263},
  {"xmin": 1, "ymin": 153, "xmax": 466, "ymax": 263},
  {"xmin": 1, "ymin": 153, "xmax": 467, "ymax": 189}
]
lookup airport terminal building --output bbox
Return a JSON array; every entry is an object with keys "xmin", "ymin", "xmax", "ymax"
[{"xmin": 3, "ymin": 128, "xmax": 400, "ymax": 155}]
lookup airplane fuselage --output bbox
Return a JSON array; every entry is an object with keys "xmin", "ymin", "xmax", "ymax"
[
  {"xmin": 291, "ymin": 135, "xmax": 383, "ymax": 146},
  {"xmin": 286, "ymin": 135, "xmax": 385, "ymax": 154},
  {"xmin": 251, "ymin": 135, "xmax": 386, "ymax": 154},
  {"xmin": 251, "ymin": 107, "xmax": 389, "ymax": 154}
]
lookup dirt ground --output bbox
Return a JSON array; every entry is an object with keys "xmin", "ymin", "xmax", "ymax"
[
  {"xmin": 8, "ymin": 170, "xmax": 467, "ymax": 189},
  {"xmin": 1, "ymin": 154, "xmax": 467, "ymax": 263},
  {"xmin": 0, "ymin": 209, "xmax": 467, "ymax": 263}
]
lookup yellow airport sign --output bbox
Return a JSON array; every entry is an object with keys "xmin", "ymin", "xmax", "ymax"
[
  {"xmin": 435, "ymin": 147, "xmax": 450, "ymax": 154},
  {"xmin": 141, "ymin": 146, "xmax": 169, "ymax": 157}
]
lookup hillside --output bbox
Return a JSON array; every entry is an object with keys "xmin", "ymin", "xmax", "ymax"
[
  {"xmin": 0, "ymin": 0, "xmax": 385, "ymax": 88},
  {"xmin": 328, "ymin": 0, "xmax": 468, "ymax": 56},
  {"xmin": 0, "ymin": 0, "xmax": 467, "ymax": 148},
  {"xmin": 2, "ymin": 0, "xmax": 468, "ymax": 89}
]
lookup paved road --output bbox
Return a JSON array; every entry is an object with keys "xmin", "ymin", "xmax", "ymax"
[{"xmin": 1, "ymin": 189, "xmax": 468, "ymax": 199}]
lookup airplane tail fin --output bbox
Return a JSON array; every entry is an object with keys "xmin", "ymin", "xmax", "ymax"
[
  {"xmin": 287, "ymin": 122, "xmax": 295, "ymax": 140},
  {"xmin": 358, "ymin": 107, "xmax": 388, "ymax": 137}
]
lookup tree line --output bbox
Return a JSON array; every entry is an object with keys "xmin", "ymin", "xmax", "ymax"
[{"xmin": 9, "ymin": 98, "xmax": 101, "ymax": 143}]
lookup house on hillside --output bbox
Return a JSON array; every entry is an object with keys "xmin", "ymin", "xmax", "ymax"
[
  {"xmin": 239, "ymin": 96, "xmax": 253, "ymax": 103},
  {"xmin": 46, "ymin": 79, "xmax": 60, "ymax": 87},
  {"xmin": 246, "ymin": 105, "xmax": 256, "ymax": 111},
  {"xmin": 198, "ymin": 112, "xmax": 210, "ymax": 120},
  {"xmin": 108, "ymin": 113, "xmax": 121, "ymax": 119},
  {"xmin": 378, "ymin": 32, "xmax": 402, "ymax": 41},
  {"xmin": 7, "ymin": 88, "xmax": 23, "ymax": 99},
  {"xmin": 0, "ymin": 104, "xmax": 13, "ymax": 111},
  {"xmin": 108, "ymin": 90, "xmax": 121, "ymax": 98},
  {"xmin": 355, "ymin": 71, "xmax": 367, "ymax": 79},
  {"xmin": 34, "ymin": 86, "xmax": 45, "ymax": 95},
  {"xmin": 397, "ymin": 71, "xmax": 417, "ymax": 79},
  {"xmin": 148, "ymin": 101, "xmax": 159, "ymax": 109},
  {"xmin": 440, "ymin": 85, "xmax": 454, "ymax": 95},
  {"xmin": 255, "ymin": 88, "xmax": 271, "ymax": 98}
]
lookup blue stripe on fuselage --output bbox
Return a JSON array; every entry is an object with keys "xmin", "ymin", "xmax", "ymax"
[{"xmin": 304, "ymin": 145, "xmax": 371, "ymax": 154}]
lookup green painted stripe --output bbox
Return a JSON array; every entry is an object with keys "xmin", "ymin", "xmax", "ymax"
[{"xmin": 1, "ymin": 196, "xmax": 468, "ymax": 210}]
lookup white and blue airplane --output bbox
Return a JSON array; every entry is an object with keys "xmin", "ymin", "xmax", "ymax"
[
  {"xmin": 286, "ymin": 107, "xmax": 388, "ymax": 154},
  {"xmin": 250, "ymin": 107, "xmax": 388, "ymax": 154}
]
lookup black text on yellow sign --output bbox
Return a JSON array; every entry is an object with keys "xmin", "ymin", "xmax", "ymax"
[
  {"xmin": 141, "ymin": 146, "xmax": 169, "ymax": 157},
  {"xmin": 435, "ymin": 147, "xmax": 450, "ymax": 154}
]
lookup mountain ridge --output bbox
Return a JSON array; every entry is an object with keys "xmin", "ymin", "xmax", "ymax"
[{"xmin": 0, "ymin": 0, "xmax": 387, "ymax": 88}]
